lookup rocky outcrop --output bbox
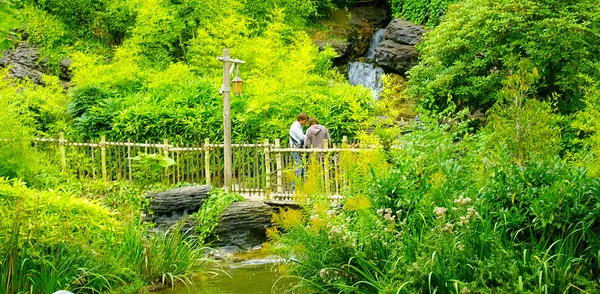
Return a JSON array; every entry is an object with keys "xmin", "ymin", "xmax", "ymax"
[
  {"xmin": 0, "ymin": 42, "xmax": 46, "ymax": 85},
  {"xmin": 312, "ymin": 4, "xmax": 391, "ymax": 64},
  {"xmin": 148, "ymin": 185, "xmax": 211, "ymax": 216},
  {"xmin": 211, "ymin": 201, "xmax": 274, "ymax": 250},
  {"xmin": 147, "ymin": 185, "xmax": 210, "ymax": 232},
  {"xmin": 147, "ymin": 186, "xmax": 291, "ymax": 250},
  {"xmin": 0, "ymin": 42, "xmax": 73, "ymax": 85},
  {"xmin": 373, "ymin": 18, "xmax": 427, "ymax": 74},
  {"xmin": 384, "ymin": 19, "xmax": 426, "ymax": 46},
  {"xmin": 59, "ymin": 58, "xmax": 72, "ymax": 81},
  {"xmin": 374, "ymin": 40, "xmax": 419, "ymax": 74}
]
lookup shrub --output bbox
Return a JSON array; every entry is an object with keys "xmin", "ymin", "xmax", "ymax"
[
  {"xmin": 0, "ymin": 178, "xmax": 205, "ymax": 293},
  {"xmin": 389, "ymin": 0, "xmax": 461, "ymax": 26},
  {"xmin": 407, "ymin": 0, "xmax": 600, "ymax": 114}
]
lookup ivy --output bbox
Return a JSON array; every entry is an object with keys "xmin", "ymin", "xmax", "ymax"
[{"xmin": 193, "ymin": 189, "xmax": 244, "ymax": 242}]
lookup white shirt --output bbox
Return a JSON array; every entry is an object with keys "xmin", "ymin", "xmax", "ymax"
[{"xmin": 289, "ymin": 121, "xmax": 305, "ymax": 147}]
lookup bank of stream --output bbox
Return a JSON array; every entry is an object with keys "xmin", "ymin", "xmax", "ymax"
[{"xmin": 155, "ymin": 252, "xmax": 299, "ymax": 294}]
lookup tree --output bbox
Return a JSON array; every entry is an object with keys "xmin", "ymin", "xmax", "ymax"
[{"xmin": 406, "ymin": 0, "xmax": 600, "ymax": 114}]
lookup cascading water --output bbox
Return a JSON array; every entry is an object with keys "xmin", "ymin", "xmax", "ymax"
[
  {"xmin": 348, "ymin": 28, "xmax": 386, "ymax": 99},
  {"xmin": 365, "ymin": 28, "xmax": 386, "ymax": 60}
]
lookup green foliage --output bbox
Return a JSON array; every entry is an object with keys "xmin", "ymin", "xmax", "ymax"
[
  {"xmin": 5, "ymin": 0, "xmax": 375, "ymax": 145},
  {"xmin": 568, "ymin": 72, "xmax": 600, "ymax": 177},
  {"xmin": 271, "ymin": 109, "xmax": 600, "ymax": 292},
  {"xmin": 129, "ymin": 152, "xmax": 176, "ymax": 185},
  {"xmin": 0, "ymin": 178, "xmax": 205, "ymax": 293},
  {"xmin": 193, "ymin": 189, "xmax": 244, "ymax": 242},
  {"xmin": 483, "ymin": 62, "xmax": 561, "ymax": 165},
  {"xmin": 407, "ymin": 0, "xmax": 600, "ymax": 114},
  {"xmin": 0, "ymin": 0, "xmax": 20, "ymax": 50},
  {"xmin": 64, "ymin": 9, "xmax": 374, "ymax": 144},
  {"xmin": 0, "ymin": 70, "xmax": 64, "ymax": 184},
  {"xmin": 244, "ymin": 0, "xmax": 356, "ymax": 26},
  {"xmin": 390, "ymin": 0, "xmax": 460, "ymax": 26}
]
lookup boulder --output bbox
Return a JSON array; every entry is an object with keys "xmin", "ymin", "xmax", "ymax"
[
  {"xmin": 211, "ymin": 201, "xmax": 274, "ymax": 250},
  {"xmin": 314, "ymin": 39, "xmax": 351, "ymax": 59},
  {"xmin": 311, "ymin": 4, "xmax": 391, "ymax": 63},
  {"xmin": 350, "ymin": 5, "xmax": 391, "ymax": 29},
  {"xmin": 147, "ymin": 185, "xmax": 210, "ymax": 216},
  {"xmin": 59, "ymin": 58, "xmax": 72, "ymax": 81},
  {"xmin": 374, "ymin": 40, "xmax": 419, "ymax": 74},
  {"xmin": 384, "ymin": 19, "xmax": 427, "ymax": 45},
  {"xmin": 0, "ymin": 42, "xmax": 46, "ymax": 85}
]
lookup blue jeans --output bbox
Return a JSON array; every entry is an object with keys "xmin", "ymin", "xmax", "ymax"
[{"xmin": 291, "ymin": 152, "xmax": 305, "ymax": 191}]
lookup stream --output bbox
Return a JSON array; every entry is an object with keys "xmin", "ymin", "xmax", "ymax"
[{"xmin": 155, "ymin": 255, "xmax": 299, "ymax": 294}]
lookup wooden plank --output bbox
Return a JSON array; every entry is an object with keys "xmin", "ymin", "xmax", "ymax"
[
  {"xmin": 264, "ymin": 139, "xmax": 271, "ymax": 200},
  {"xmin": 101, "ymin": 135, "xmax": 107, "ymax": 181},
  {"xmin": 204, "ymin": 138, "xmax": 211, "ymax": 185},
  {"xmin": 59, "ymin": 132, "xmax": 66, "ymax": 173},
  {"xmin": 275, "ymin": 139, "xmax": 283, "ymax": 193}
]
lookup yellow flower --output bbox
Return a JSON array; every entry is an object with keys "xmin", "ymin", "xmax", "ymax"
[{"xmin": 344, "ymin": 195, "xmax": 372, "ymax": 211}]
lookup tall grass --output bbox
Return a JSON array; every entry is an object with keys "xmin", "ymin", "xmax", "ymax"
[
  {"xmin": 0, "ymin": 179, "xmax": 206, "ymax": 293},
  {"xmin": 270, "ymin": 117, "xmax": 600, "ymax": 293}
]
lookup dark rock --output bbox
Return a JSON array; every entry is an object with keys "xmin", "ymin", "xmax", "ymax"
[
  {"xmin": 212, "ymin": 201, "xmax": 274, "ymax": 250},
  {"xmin": 147, "ymin": 185, "xmax": 210, "ymax": 216},
  {"xmin": 350, "ymin": 5, "xmax": 391, "ymax": 28},
  {"xmin": 0, "ymin": 42, "xmax": 45, "ymax": 85},
  {"xmin": 314, "ymin": 39, "xmax": 351, "ymax": 59},
  {"xmin": 59, "ymin": 58, "xmax": 72, "ymax": 81},
  {"xmin": 151, "ymin": 214, "xmax": 198, "ymax": 234},
  {"xmin": 374, "ymin": 40, "xmax": 419, "ymax": 74},
  {"xmin": 384, "ymin": 19, "xmax": 427, "ymax": 45},
  {"xmin": 312, "ymin": 4, "xmax": 391, "ymax": 64}
]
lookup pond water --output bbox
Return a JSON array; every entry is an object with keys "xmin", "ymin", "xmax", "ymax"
[{"xmin": 155, "ymin": 258, "xmax": 299, "ymax": 294}]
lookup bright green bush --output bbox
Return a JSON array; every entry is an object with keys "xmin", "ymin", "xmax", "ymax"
[
  {"xmin": 64, "ymin": 9, "xmax": 375, "ymax": 144},
  {"xmin": 390, "ymin": 0, "xmax": 460, "ymax": 26},
  {"xmin": 0, "ymin": 70, "xmax": 65, "ymax": 184},
  {"xmin": 0, "ymin": 0, "xmax": 19, "ymax": 50},
  {"xmin": 0, "ymin": 179, "xmax": 205, "ymax": 293},
  {"xmin": 193, "ymin": 189, "xmax": 244, "ymax": 242},
  {"xmin": 272, "ymin": 111, "xmax": 600, "ymax": 292},
  {"xmin": 407, "ymin": 0, "xmax": 600, "ymax": 114}
]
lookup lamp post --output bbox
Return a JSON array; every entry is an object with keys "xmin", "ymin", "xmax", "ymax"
[{"xmin": 217, "ymin": 49, "xmax": 244, "ymax": 193}]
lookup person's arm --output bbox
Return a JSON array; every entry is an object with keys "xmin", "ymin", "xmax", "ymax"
[{"xmin": 325, "ymin": 128, "xmax": 331, "ymax": 143}]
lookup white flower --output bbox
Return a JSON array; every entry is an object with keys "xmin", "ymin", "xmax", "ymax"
[
  {"xmin": 434, "ymin": 207, "xmax": 448, "ymax": 218},
  {"xmin": 319, "ymin": 269, "xmax": 328, "ymax": 278},
  {"xmin": 441, "ymin": 222, "xmax": 454, "ymax": 233}
]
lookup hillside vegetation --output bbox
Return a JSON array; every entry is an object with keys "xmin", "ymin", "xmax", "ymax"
[{"xmin": 1, "ymin": 0, "xmax": 600, "ymax": 293}]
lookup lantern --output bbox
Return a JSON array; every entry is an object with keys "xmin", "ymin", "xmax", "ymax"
[{"xmin": 232, "ymin": 66, "xmax": 243, "ymax": 95}]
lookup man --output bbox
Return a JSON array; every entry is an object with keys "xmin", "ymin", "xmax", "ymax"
[
  {"xmin": 289, "ymin": 112, "xmax": 308, "ymax": 189},
  {"xmin": 289, "ymin": 112, "xmax": 308, "ymax": 148},
  {"xmin": 304, "ymin": 117, "xmax": 331, "ymax": 149}
]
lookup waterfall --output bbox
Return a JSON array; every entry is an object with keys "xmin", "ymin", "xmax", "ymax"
[
  {"xmin": 348, "ymin": 28, "xmax": 387, "ymax": 99},
  {"xmin": 348, "ymin": 62, "xmax": 384, "ymax": 98},
  {"xmin": 365, "ymin": 28, "xmax": 386, "ymax": 60}
]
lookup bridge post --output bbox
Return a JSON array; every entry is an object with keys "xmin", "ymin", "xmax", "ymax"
[
  {"xmin": 323, "ymin": 140, "xmax": 330, "ymax": 195},
  {"xmin": 100, "ymin": 135, "xmax": 107, "ymax": 181},
  {"xmin": 204, "ymin": 138, "xmax": 211, "ymax": 185},
  {"xmin": 127, "ymin": 138, "xmax": 132, "ymax": 181},
  {"xmin": 264, "ymin": 139, "xmax": 271, "ymax": 200},
  {"xmin": 59, "ymin": 132, "xmax": 66, "ymax": 173},
  {"xmin": 163, "ymin": 139, "xmax": 170, "ymax": 184},
  {"xmin": 275, "ymin": 139, "xmax": 283, "ymax": 193}
]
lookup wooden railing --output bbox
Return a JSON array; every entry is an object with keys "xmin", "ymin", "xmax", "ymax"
[{"xmin": 23, "ymin": 133, "xmax": 371, "ymax": 201}]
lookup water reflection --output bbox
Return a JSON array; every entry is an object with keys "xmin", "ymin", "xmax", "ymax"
[{"xmin": 156, "ymin": 263, "xmax": 298, "ymax": 294}]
